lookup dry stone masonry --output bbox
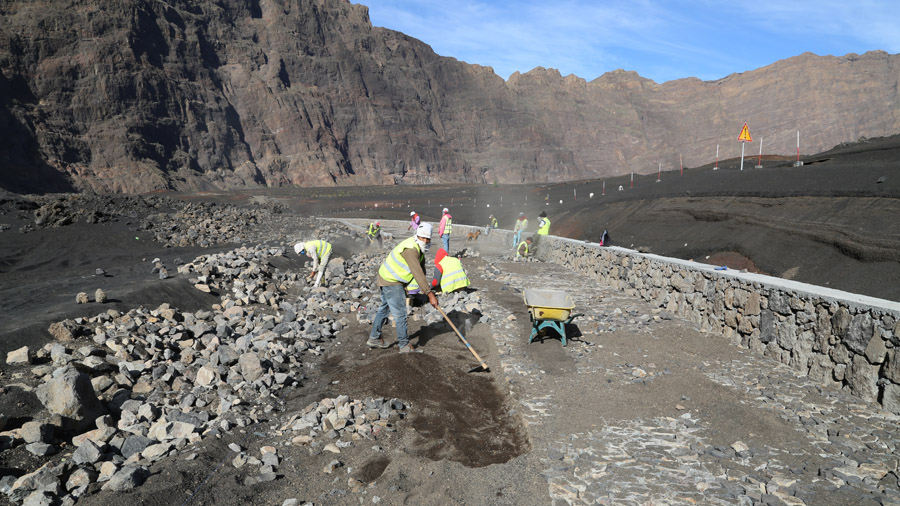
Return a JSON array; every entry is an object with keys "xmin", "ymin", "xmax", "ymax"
[
  {"xmin": 494, "ymin": 227, "xmax": 900, "ymax": 414},
  {"xmin": 360, "ymin": 218, "xmax": 900, "ymax": 414}
]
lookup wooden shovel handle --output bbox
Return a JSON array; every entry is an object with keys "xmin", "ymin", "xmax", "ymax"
[{"xmin": 437, "ymin": 306, "xmax": 489, "ymax": 370}]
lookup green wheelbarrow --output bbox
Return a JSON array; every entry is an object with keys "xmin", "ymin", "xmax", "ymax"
[{"xmin": 523, "ymin": 289, "xmax": 584, "ymax": 347}]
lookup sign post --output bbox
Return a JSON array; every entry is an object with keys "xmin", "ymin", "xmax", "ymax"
[
  {"xmin": 738, "ymin": 123, "xmax": 752, "ymax": 171},
  {"xmin": 755, "ymin": 137, "xmax": 763, "ymax": 169}
]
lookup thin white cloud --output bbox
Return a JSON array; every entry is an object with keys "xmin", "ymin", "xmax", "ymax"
[{"xmin": 360, "ymin": 0, "xmax": 899, "ymax": 82}]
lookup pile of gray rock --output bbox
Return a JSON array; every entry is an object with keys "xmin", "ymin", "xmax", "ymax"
[
  {"xmin": 277, "ymin": 396, "xmax": 407, "ymax": 449},
  {"xmin": 1, "ymin": 239, "xmax": 388, "ymax": 504},
  {"xmin": 2, "ymin": 218, "xmax": 488, "ymax": 504},
  {"xmin": 141, "ymin": 201, "xmax": 274, "ymax": 248}
]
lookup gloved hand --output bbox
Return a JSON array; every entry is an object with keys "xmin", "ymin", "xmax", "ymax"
[{"xmin": 427, "ymin": 291, "xmax": 439, "ymax": 309}]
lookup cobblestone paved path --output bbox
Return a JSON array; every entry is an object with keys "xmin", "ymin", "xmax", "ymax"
[{"xmin": 473, "ymin": 256, "xmax": 900, "ymax": 506}]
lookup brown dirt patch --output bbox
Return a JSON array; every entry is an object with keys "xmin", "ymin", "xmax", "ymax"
[{"xmin": 337, "ymin": 352, "xmax": 529, "ymax": 467}]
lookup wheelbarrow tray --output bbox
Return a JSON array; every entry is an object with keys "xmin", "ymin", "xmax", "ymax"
[{"xmin": 523, "ymin": 289, "xmax": 575, "ymax": 321}]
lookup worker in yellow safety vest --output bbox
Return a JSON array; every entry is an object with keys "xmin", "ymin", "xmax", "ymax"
[
  {"xmin": 430, "ymin": 248, "xmax": 470, "ymax": 293},
  {"xmin": 516, "ymin": 237, "xmax": 533, "ymax": 261},
  {"xmin": 368, "ymin": 223, "xmax": 439, "ymax": 353},
  {"xmin": 294, "ymin": 239, "xmax": 332, "ymax": 287},
  {"xmin": 366, "ymin": 221, "xmax": 383, "ymax": 248},
  {"xmin": 513, "ymin": 213, "xmax": 528, "ymax": 248},
  {"xmin": 439, "ymin": 207, "xmax": 453, "ymax": 253},
  {"xmin": 533, "ymin": 211, "xmax": 550, "ymax": 252}
]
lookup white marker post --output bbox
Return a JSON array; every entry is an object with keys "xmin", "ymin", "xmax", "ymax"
[
  {"xmin": 630, "ymin": 171, "xmax": 634, "ymax": 188},
  {"xmin": 574, "ymin": 188, "xmax": 577, "ymax": 200},
  {"xmin": 680, "ymin": 154, "xmax": 683, "ymax": 176},
  {"xmin": 794, "ymin": 130, "xmax": 803, "ymax": 166},
  {"xmin": 602, "ymin": 180, "xmax": 606, "ymax": 195},
  {"xmin": 715, "ymin": 144, "xmax": 719, "ymax": 170},
  {"xmin": 656, "ymin": 163, "xmax": 661, "ymax": 182},
  {"xmin": 755, "ymin": 137, "xmax": 763, "ymax": 169}
]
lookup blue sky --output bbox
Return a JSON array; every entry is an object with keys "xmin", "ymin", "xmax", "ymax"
[{"xmin": 359, "ymin": 0, "xmax": 900, "ymax": 83}]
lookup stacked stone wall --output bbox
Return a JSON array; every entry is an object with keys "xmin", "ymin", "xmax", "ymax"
[{"xmin": 341, "ymin": 219, "xmax": 900, "ymax": 413}]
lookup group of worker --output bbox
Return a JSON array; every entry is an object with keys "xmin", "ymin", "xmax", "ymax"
[
  {"xmin": 293, "ymin": 206, "xmax": 576, "ymax": 353},
  {"xmin": 294, "ymin": 211, "xmax": 470, "ymax": 354},
  {"xmin": 513, "ymin": 211, "xmax": 550, "ymax": 261}
]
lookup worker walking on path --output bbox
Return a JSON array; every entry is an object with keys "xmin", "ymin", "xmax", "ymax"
[
  {"xmin": 516, "ymin": 237, "xmax": 533, "ymax": 261},
  {"xmin": 408, "ymin": 211, "xmax": 420, "ymax": 231},
  {"xmin": 294, "ymin": 239, "xmax": 332, "ymax": 287},
  {"xmin": 368, "ymin": 223, "xmax": 439, "ymax": 353},
  {"xmin": 513, "ymin": 213, "xmax": 528, "ymax": 249},
  {"xmin": 366, "ymin": 221, "xmax": 383, "ymax": 248},
  {"xmin": 439, "ymin": 207, "xmax": 452, "ymax": 254},
  {"xmin": 533, "ymin": 211, "xmax": 550, "ymax": 252}
]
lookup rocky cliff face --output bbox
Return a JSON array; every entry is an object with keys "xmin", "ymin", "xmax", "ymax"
[{"xmin": 1, "ymin": 0, "xmax": 898, "ymax": 193}]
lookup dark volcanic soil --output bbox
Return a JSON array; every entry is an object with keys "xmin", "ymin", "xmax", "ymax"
[
  {"xmin": 0, "ymin": 134, "xmax": 898, "ymax": 506},
  {"xmin": 277, "ymin": 134, "xmax": 900, "ymax": 301}
]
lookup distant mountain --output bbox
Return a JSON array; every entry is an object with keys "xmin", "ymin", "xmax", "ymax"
[{"xmin": 1, "ymin": 0, "xmax": 898, "ymax": 193}]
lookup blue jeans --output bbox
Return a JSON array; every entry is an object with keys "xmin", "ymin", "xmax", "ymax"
[
  {"xmin": 513, "ymin": 229, "xmax": 523, "ymax": 249},
  {"xmin": 442, "ymin": 233, "xmax": 450, "ymax": 253},
  {"xmin": 369, "ymin": 285, "xmax": 409, "ymax": 347}
]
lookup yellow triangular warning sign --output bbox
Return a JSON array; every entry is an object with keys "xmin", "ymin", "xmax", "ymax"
[{"xmin": 738, "ymin": 123, "xmax": 752, "ymax": 142}]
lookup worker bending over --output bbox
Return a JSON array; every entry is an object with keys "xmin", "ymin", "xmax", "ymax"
[
  {"xmin": 368, "ymin": 223, "xmax": 439, "ymax": 353},
  {"xmin": 295, "ymin": 239, "xmax": 332, "ymax": 287},
  {"xmin": 430, "ymin": 248, "xmax": 470, "ymax": 293},
  {"xmin": 366, "ymin": 221, "xmax": 383, "ymax": 248}
]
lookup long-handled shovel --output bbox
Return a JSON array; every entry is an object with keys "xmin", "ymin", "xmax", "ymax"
[{"xmin": 437, "ymin": 306, "xmax": 490, "ymax": 373}]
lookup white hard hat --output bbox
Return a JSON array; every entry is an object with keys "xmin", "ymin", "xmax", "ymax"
[
  {"xmin": 442, "ymin": 207, "xmax": 449, "ymax": 213},
  {"xmin": 410, "ymin": 211, "xmax": 416, "ymax": 216},
  {"xmin": 416, "ymin": 222, "xmax": 433, "ymax": 239},
  {"xmin": 293, "ymin": 243, "xmax": 306, "ymax": 255}
]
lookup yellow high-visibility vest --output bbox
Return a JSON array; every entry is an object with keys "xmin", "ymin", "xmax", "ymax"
[
  {"xmin": 438, "ymin": 256, "xmax": 469, "ymax": 293},
  {"xmin": 516, "ymin": 241, "xmax": 529, "ymax": 257},
  {"xmin": 367, "ymin": 223, "xmax": 380, "ymax": 237},
  {"xmin": 536, "ymin": 217, "xmax": 551, "ymax": 235},
  {"xmin": 305, "ymin": 240, "xmax": 332, "ymax": 261},
  {"xmin": 514, "ymin": 219, "xmax": 528, "ymax": 232},
  {"xmin": 443, "ymin": 216, "xmax": 452, "ymax": 235},
  {"xmin": 378, "ymin": 236, "xmax": 422, "ymax": 284}
]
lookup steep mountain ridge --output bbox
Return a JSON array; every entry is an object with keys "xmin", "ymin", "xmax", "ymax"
[{"xmin": 1, "ymin": 0, "xmax": 898, "ymax": 193}]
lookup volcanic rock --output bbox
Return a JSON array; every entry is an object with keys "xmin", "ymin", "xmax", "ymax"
[
  {"xmin": 6, "ymin": 346, "xmax": 30, "ymax": 365},
  {"xmin": 35, "ymin": 366, "xmax": 104, "ymax": 430},
  {"xmin": 1, "ymin": 0, "xmax": 898, "ymax": 192}
]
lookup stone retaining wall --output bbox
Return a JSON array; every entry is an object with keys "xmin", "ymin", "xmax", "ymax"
[{"xmin": 340, "ymin": 219, "xmax": 900, "ymax": 414}]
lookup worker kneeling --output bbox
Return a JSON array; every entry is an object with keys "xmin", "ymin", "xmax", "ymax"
[
  {"xmin": 368, "ymin": 223, "xmax": 439, "ymax": 353},
  {"xmin": 431, "ymin": 248, "xmax": 470, "ymax": 293},
  {"xmin": 294, "ymin": 239, "xmax": 332, "ymax": 287},
  {"xmin": 515, "ymin": 237, "xmax": 533, "ymax": 262}
]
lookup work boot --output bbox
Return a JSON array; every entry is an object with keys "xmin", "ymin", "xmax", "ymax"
[
  {"xmin": 366, "ymin": 338, "xmax": 390, "ymax": 349},
  {"xmin": 398, "ymin": 345, "xmax": 423, "ymax": 354}
]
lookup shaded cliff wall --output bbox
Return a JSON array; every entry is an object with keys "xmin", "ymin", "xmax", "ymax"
[{"xmin": 1, "ymin": 0, "xmax": 898, "ymax": 193}]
